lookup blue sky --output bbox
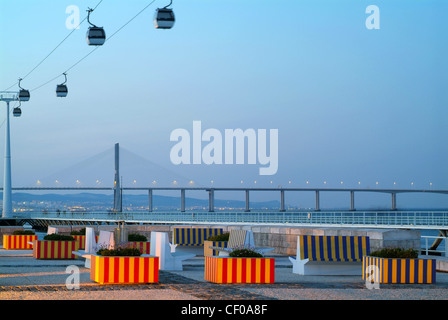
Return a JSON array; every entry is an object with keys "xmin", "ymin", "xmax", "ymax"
[{"xmin": 0, "ymin": 0, "xmax": 447, "ymax": 207}]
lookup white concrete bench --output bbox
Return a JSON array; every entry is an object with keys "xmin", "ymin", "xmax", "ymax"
[
  {"xmin": 73, "ymin": 229, "xmax": 114, "ymax": 268},
  {"xmin": 209, "ymin": 229, "xmax": 274, "ymax": 256},
  {"xmin": 289, "ymin": 235, "xmax": 371, "ymax": 275},
  {"xmin": 150, "ymin": 231, "xmax": 195, "ymax": 271}
]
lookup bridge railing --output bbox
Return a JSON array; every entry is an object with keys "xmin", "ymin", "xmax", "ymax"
[
  {"xmin": 421, "ymin": 236, "xmax": 447, "ymax": 257},
  {"xmin": 16, "ymin": 210, "xmax": 448, "ymax": 228}
]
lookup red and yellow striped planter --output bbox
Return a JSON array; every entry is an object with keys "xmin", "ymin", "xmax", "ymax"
[
  {"xmin": 363, "ymin": 256, "xmax": 436, "ymax": 284},
  {"xmin": 127, "ymin": 242, "xmax": 151, "ymax": 254},
  {"xmin": 72, "ymin": 235, "xmax": 99, "ymax": 250},
  {"xmin": 3, "ymin": 235, "xmax": 37, "ymax": 250},
  {"xmin": 90, "ymin": 255, "xmax": 159, "ymax": 284},
  {"xmin": 32, "ymin": 240, "xmax": 79, "ymax": 260},
  {"xmin": 205, "ymin": 256, "xmax": 275, "ymax": 284}
]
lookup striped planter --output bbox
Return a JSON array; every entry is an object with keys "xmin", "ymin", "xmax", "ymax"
[
  {"xmin": 204, "ymin": 240, "xmax": 228, "ymax": 256},
  {"xmin": 72, "ymin": 235, "xmax": 99, "ymax": 250},
  {"xmin": 90, "ymin": 255, "xmax": 159, "ymax": 285},
  {"xmin": 205, "ymin": 256, "xmax": 275, "ymax": 284},
  {"xmin": 298, "ymin": 235, "xmax": 370, "ymax": 262},
  {"xmin": 32, "ymin": 240, "xmax": 79, "ymax": 260},
  {"xmin": 127, "ymin": 242, "xmax": 151, "ymax": 254},
  {"xmin": 3, "ymin": 235, "xmax": 37, "ymax": 250},
  {"xmin": 363, "ymin": 256, "xmax": 436, "ymax": 284},
  {"xmin": 173, "ymin": 228, "xmax": 223, "ymax": 246}
]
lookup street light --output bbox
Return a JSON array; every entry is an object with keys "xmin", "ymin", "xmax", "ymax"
[{"xmin": 0, "ymin": 91, "xmax": 24, "ymax": 218}]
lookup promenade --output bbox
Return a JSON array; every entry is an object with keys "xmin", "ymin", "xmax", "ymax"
[{"xmin": 1, "ymin": 246, "xmax": 448, "ymax": 301}]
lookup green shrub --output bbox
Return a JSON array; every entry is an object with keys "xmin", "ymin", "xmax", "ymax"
[
  {"xmin": 97, "ymin": 244, "xmax": 141, "ymax": 257},
  {"xmin": 70, "ymin": 228, "xmax": 86, "ymax": 236},
  {"xmin": 128, "ymin": 233, "xmax": 148, "ymax": 242},
  {"xmin": 43, "ymin": 234, "xmax": 75, "ymax": 241},
  {"xmin": 229, "ymin": 246, "xmax": 263, "ymax": 258},
  {"xmin": 369, "ymin": 247, "xmax": 419, "ymax": 259},
  {"xmin": 13, "ymin": 230, "xmax": 35, "ymax": 235},
  {"xmin": 207, "ymin": 233, "xmax": 230, "ymax": 242}
]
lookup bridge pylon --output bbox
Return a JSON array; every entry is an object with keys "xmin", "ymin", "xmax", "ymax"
[{"xmin": 113, "ymin": 143, "xmax": 122, "ymax": 212}]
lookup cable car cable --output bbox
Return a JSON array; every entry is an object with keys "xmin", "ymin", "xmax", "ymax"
[
  {"xmin": 2, "ymin": 0, "xmax": 104, "ymax": 91},
  {"xmin": 30, "ymin": 0, "xmax": 157, "ymax": 93}
]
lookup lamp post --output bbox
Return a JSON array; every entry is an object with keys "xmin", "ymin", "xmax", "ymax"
[{"xmin": 0, "ymin": 91, "xmax": 19, "ymax": 218}]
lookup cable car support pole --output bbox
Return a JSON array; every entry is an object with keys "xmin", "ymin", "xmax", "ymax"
[
  {"xmin": 0, "ymin": 93, "xmax": 16, "ymax": 218},
  {"xmin": 3, "ymin": 100, "xmax": 12, "ymax": 218}
]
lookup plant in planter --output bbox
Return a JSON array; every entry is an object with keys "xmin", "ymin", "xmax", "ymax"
[
  {"xmin": 128, "ymin": 233, "xmax": 148, "ymax": 242},
  {"xmin": 91, "ymin": 243, "xmax": 159, "ymax": 285},
  {"xmin": 204, "ymin": 232, "xmax": 230, "ymax": 256},
  {"xmin": 3, "ymin": 230, "xmax": 37, "ymax": 250},
  {"xmin": 70, "ymin": 228, "xmax": 86, "ymax": 236},
  {"xmin": 205, "ymin": 245, "xmax": 275, "ymax": 284},
  {"xmin": 96, "ymin": 243, "xmax": 142, "ymax": 257},
  {"xmin": 13, "ymin": 230, "xmax": 35, "ymax": 235},
  {"xmin": 369, "ymin": 247, "xmax": 419, "ymax": 259},
  {"xmin": 126, "ymin": 233, "xmax": 150, "ymax": 254},
  {"xmin": 33, "ymin": 234, "xmax": 78, "ymax": 260},
  {"xmin": 208, "ymin": 233, "xmax": 230, "ymax": 242},
  {"xmin": 229, "ymin": 246, "xmax": 264, "ymax": 258},
  {"xmin": 363, "ymin": 247, "xmax": 436, "ymax": 284},
  {"xmin": 43, "ymin": 234, "xmax": 75, "ymax": 241}
]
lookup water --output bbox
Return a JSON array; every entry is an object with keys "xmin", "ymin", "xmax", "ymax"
[{"xmin": 420, "ymin": 229, "xmax": 447, "ymax": 256}]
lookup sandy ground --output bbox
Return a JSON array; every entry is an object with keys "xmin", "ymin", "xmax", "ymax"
[
  {"xmin": 1, "ymin": 247, "xmax": 448, "ymax": 302},
  {"xmin": 0, "ymin": 288, "xmax": 200, "ymax": 300}
]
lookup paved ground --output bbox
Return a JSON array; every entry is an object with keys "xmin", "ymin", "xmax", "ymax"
[{"xmin": 1, "ymin": 246, "xmax": 447, "ymax": 304}]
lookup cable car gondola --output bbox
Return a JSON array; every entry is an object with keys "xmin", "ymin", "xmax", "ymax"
[
  {"xmin": 56, "ymin": 73, "xmax": 68, "ymax": 98},
  {"xmin": 13, "ymin": 101, "xmax": 22, "ymax": 117},
  {"xmin": 18, "ymin": 78, "xmax": 30, "ymax": 102},
  {"xmin": 13, "ymin": 107, "xmax": 22, "ymax": 117},
  {"xmin": 86, "ymin": 8, "xmax": 106, "ymax": 46},
  {"xmin": 154, "ymin": 0, "xmax": 175, "ymax": 29}
]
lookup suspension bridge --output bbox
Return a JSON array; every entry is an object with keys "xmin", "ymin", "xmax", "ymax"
[{"xmin": 0, "ymin": 143, "xmax": 444, "ymax": 233}]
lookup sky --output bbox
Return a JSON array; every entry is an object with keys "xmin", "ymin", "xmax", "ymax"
[{"xmin": 0, "ymin": 0, "xmax": 447, "ymax": 208}]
